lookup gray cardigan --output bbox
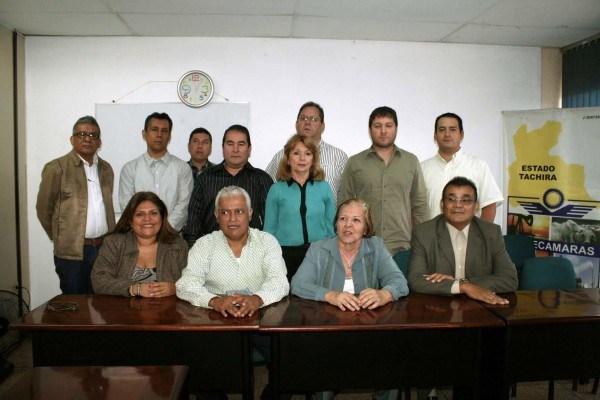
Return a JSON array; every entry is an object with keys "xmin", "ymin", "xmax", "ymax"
[
  {"xmin": 91, "ymin": 231, "xmax": 188, "ymax": 296},
  {"xmin": 291, "ymin": 236, "xmax": 408, "ymax": 301}
]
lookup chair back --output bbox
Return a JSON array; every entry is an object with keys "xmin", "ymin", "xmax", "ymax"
[
  {"xmin": 504, "ymin": 234, "xmax": 535, "ymax": 272},
  {"xmin": 393, "ymin": 249, "xmax": 411, "ymax": 278},
  {"xmin": 518, "ymin": 257, "xmax": 577, "ymax": 290}
]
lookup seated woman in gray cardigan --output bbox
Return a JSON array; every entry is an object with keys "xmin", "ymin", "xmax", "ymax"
[
  {"xmin": 291, "ymin": 198, "xmax": 408, "ymax": 400},
  {"xmin": 291, "ymin": 197, "xmax": 408, "ymax": 311},
  {"xmin": 92, "ymin": 191, "xmax": 188, "ymax": 297}
]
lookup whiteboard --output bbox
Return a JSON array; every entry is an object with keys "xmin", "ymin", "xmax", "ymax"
[{"xmin": 95, "ymin": 102, "xmax": 249, "ymax": 213}]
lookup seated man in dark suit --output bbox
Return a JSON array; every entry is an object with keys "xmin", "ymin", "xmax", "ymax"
[{"xmin": 408, "ymin": 176, "xmax": 518, "ymax": 305}]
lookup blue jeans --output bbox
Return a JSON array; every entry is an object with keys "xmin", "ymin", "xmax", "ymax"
[{"xmin": 54, "ymin": 244, "xmax": 101, "ymax": 294}]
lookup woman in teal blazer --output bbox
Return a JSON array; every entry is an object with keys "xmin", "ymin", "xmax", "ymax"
[{"xmin": 264, "ymin": 134, "xmax": 336, "ymax": 281}]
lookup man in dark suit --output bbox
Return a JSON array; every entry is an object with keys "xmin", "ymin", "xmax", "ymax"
[{"xmin": 408, "ymin": 176, "xmax": 517, "ymax": 305}]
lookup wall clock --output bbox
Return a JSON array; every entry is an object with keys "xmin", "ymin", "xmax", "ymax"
[{"xmin": 177, "ymin": 70, "xmax": 215, "ymax": 107}]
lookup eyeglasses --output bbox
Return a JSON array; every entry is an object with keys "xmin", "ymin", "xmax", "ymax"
[
  {"xmin": 298, "ymin": 115, "xmax": 320, "ymax": 123},
  {"xmin": 444, "ymin": 197, "xmax": 476, "ymax": 205},
  {"xmin": 73, "ymin": 131, "xmax": 100, "ymax": 140},
  {"xmin": 46, "ymin": 301, "xmax": 79, "ymax": 312}
]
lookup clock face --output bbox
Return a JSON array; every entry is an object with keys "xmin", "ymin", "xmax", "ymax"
[{"xmin": 177, "ymin": 70, "xmax": 215, "ymax": 107}]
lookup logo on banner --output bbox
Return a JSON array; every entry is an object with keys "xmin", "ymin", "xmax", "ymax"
[
  {"xmin": 508, "ymin": 188, "xmax": 599, "ymax": 257},
  {"xmin": 517, "ymin": 188, "xmax": 596, "ymax": 217}
]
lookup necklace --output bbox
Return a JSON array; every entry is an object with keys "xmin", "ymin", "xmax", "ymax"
[{"xmin": 339, "ymin": 247, "xmax": 359, "ymax": 270}]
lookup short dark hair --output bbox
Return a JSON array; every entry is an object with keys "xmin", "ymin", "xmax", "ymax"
[
  {"xmin": 435, "ymin": 112, "xmax": 463, "ymax": 132},
  {"xmin": 188, "ymin": 127, "xmax": 212, "ymax": 144},
  {"xmin": 144, "ymin": 112, "xmax": 173, "ymax": 133},
  {"xmin": 222, "ymin": 124, "xmax": 251, "ymax": 146},
  {"xmin": 297, "ymin": 101, "xmax": 325, "ymax": 123},
  {"xmin": 113, "ymin": 192, "xmax": 179, "ymax": 244},
  {"xmin": 334, "ymin": 198, "xmax": 375, "ymax": 238},
  {"xmin": 368, "ymin": 106, "xmax": 397, "ymax": 128},
  {"xmin": 442, "ymin": 176, "xmax": 478, "ymax": 202},
  {"xmin": 73, "ymin": 116, "xmax": 101, "ymax": 137}
]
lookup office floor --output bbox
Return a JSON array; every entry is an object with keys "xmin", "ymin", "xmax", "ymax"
[{"xmin": 1, "ymin": 334, "xmax": 598, "ymax": 399}]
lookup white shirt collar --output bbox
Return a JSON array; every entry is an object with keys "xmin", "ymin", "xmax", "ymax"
[
  {"xmin": 445, "ymin": 221, "xmax": 470, "ymax": 240},
  {"xmin": 436, "ymin": 147, "xmax": 464, "ymax": 163},
  {"xmin": 76, "ymin": 153, "xmax": 98, "ymax": 166}
]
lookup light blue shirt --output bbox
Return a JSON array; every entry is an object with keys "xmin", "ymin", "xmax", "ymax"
[{"xmin": 119, "ymin": 151, "xmax": 193, "ymax": 231}]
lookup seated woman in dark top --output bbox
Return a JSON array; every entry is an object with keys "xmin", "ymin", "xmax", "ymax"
[{"xmin": 92, "ymin": 191, "xmax": 188, "ymax": 297}]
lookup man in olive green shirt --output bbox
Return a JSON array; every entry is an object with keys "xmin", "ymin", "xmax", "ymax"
[{"xmin": 338, "ymin": 106, "xmax": 429, "ymax": 255}]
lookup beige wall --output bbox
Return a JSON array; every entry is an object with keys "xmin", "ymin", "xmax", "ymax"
[
  {"xmin": 0, "ymin": 25, "xmax": 18, "ymax": 292},
  {"xmin": 541, "ymin": 47, "xmax": 562, "ymax": 108},
  {"xmin": 17, "ymin": 32, "xmax": 29, "ymax": 298},
  {"xmin": 0, "ymin": 26, "xmax": 28, "ymax": 297}
]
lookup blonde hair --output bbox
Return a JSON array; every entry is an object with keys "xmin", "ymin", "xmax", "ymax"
[{"xmin": 276, "ymin": 134, "xmax": 325, "ymax": 182}]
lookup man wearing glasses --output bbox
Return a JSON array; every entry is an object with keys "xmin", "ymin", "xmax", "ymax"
[
  {"xmin": 421, "ymin": 112, "xmax": 503, "ymax": 222},
  {"xmin": 407, "ymin": 176, "xmax": 517, "ymax": 305},
  {"xmin": 265, "ymin": 101, "xmax": 348, "ymax": 200},
  {"xmin": 36, "ymin": 116, "xmax": 115, "ymax": 294}
]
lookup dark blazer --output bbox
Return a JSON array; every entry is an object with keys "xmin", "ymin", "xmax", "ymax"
[{"xmin": 407, "ymin": 215, "xmax": 518, "ymax": 295}]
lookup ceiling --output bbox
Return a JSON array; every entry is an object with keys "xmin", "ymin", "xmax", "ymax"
[{"xmin": 1, "ymin": 0, "xmax": 599, "ymax": 48}]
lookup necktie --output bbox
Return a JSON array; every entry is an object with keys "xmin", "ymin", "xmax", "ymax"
[{"xmin": 455, "ymin": 230, "xmax": 467, "ymax": 279}]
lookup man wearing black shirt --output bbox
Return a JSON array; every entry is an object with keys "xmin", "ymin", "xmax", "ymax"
[{"xmin": 183, "ymin": 124, "xmax": 273, "ymax": 247}]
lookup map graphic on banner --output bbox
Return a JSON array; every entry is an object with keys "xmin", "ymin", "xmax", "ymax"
[{"xmin": 504, "ymin": 107, "xmax": 600, "ymax": 288}]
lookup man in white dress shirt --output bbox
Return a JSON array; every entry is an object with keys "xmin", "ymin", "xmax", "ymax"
[
  {"xmin": 421, "ymin": 112, "xmax": 503, "ymax": 223},
  {"xmin": 36, "ymin": 116, "xmax": 115, "ymax": 294},
  {"xmin": 176, "ymin": 186, "xmax": 289, "ymax": 317},
  {"xmin": 265, "ymin": 101, "xmax": 348, "ymax": 199},
  {"xmin": 119, "ymin": 112, "xmax": 193, "ymax": 231}
]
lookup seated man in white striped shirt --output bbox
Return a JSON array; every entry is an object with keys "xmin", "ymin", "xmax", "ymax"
[
  {"xmin": 176, "ymin": 185, "xmax": 289, "ymax": 317},
  {"xmin": 265, "ymin": 101, "xmax": 348, "ymax": 200}
]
